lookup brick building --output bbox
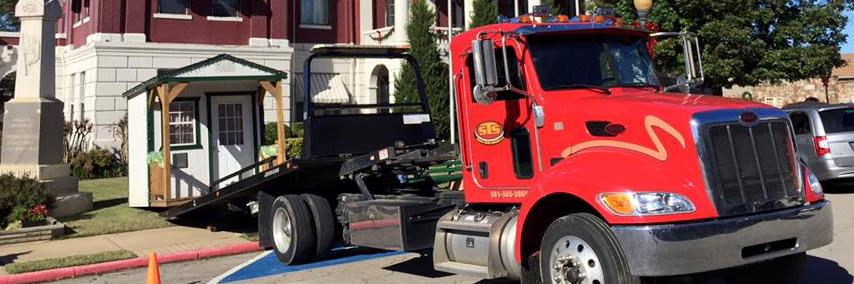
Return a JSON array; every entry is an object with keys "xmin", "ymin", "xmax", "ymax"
[{"xmin": 723, "ymin": 54, "xmax": 854, "ymax": 108}]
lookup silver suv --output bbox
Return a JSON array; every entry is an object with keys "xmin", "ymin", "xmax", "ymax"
[{"xmin": 784, "ymin": 103, "xmax": 854, "ymax": 181}]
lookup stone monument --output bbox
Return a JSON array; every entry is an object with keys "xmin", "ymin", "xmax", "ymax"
[{"xmin": 0, "ymin": 0, "xmax": 91, "ymax": 218}]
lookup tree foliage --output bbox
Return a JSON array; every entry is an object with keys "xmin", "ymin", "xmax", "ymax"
[
  {"xmin": 395, "ymin": 0, "xmax": 450, "ymax": 140},
  {"xmin": 0, "ymin": 0, "xmax": 18, "ymax": 32},
  {"xmin": 611, "ymin": 0, "xmax": 850, "ymax": 89},
  {"xmin": 470, "ymin": 0, "xmax": 499, "ymax": 28}
]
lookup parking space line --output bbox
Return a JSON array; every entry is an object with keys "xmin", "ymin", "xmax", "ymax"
[
  {"xmin": 211, "ymin": 248, "xmax": 405, "ymax": 283},
  {"xmin": 208, "ymin": 250, "xmax": 273, "ymax": 284}
]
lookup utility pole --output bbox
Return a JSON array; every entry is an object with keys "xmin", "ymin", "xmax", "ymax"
[{"xmin": 448, "ymin": 0, "xmax": 456, "ymax": 143}]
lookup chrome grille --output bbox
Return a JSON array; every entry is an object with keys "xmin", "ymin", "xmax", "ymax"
[{"xmin": 700, "ymin": 119, "xmax": 803, "ymax": 217}]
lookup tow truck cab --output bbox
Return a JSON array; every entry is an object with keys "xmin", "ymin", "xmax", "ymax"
[{"xmin": 435, "ymin": 11, "xmax": 833, "ymax": 283}]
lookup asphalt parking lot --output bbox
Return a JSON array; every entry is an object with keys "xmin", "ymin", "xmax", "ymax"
[{"xmin": 57, "ymin": 187, "xmax": 854, "ymax": 284}]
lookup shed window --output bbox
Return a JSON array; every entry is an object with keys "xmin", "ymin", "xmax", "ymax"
[
  {"xmin": 169, "ymin": 100, "xmax": 197, "ymax": 146},
  {"xmin": 301, "ymin": 0, "xmax": 329, "ymax": 25},
  {"xmin": 211, "ymin": 0, "xmax": 240, "ymax": 17},
  {"xmin": 159, "ymin": 0, "xmax": 189, "ymax": 14},
  {"xmin": 217, "ymin": 103, "xmax": 245, "ymax": 145}
]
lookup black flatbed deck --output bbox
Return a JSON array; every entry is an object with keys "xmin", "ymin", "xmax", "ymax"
[{"xmin": 161, "ymin": 144, "xmax": 458, "ymax": 219}]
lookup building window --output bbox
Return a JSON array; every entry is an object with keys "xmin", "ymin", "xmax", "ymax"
[
  {"xmin": 83, "ymin": 0, "xmax": 90, "ymax": 18},
  {"xmin": 301, "ymin": 0, "xmax": 329, "ymax": 25},
  {"xmin": 159, "ymin": 0, "xmax": 189, "ymax": 14},
  {"xmin": 211, "ymin": 0, "xmax": 240, "ymax": 17},
  {"xmin": 763, "ymin": 96, "xmax": 784, "ymax": 108},
  {"xmin": 385, "ymin": 0, "xmax": 394, "ymax": 27},
  {"xmin": 217, "ymin": 103, "xmax": 244, "ymax": 145},
  {"xmin": 169, "ymin": 100, "xmax": 198, "ymax": 146}
]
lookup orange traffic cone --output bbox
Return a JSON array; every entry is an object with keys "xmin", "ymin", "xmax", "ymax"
[{"xmin": 146, "ymin": 252, "xmax": 161, "ymax": 284}]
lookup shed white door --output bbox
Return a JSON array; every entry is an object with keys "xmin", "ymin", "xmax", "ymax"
[{"xmin": 211, "ymin": 96, "xmax": 255, "ymax": 187}]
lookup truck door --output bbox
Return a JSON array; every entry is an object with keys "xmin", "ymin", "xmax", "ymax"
[{"xmin": 460, "ymin": 46, "xmax": 540, "ymax": 190}]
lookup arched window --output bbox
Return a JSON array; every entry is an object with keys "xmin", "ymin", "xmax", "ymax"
[{"xmin": 370, "ymin": 65, "xmax": 390, "ymax": 113}]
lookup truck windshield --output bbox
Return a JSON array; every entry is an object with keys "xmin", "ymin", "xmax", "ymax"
[{"xmin": 528, "ymin": 34, "xmax": 660, "ymax": 91}]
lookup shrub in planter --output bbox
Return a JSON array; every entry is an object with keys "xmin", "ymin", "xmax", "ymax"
[
  {"xmin": 263, "ymin": 122, "xmax": 304, "ymax": 145},
  {"xmin": 0, "ymin": 175, "xmax": 53, "ymax": 229},
  {"xmin": 71, "ymin": 149, "xmax": 127, "ymax": 180}
]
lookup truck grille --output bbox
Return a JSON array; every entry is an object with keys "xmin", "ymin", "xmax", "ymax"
[{"xmin": 702, "ymin": 120, "xmax": 803, "ymax": 217}]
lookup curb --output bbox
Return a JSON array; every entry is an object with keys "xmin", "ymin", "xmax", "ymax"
[{"xmin": 1, "ymin": 242, "xmax": 262, "ymax": 284}]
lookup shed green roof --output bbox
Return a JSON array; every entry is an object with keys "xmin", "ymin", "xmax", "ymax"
[{"xmin": 124, "ymin": 54, "xmax": 288, "ymax": 98}]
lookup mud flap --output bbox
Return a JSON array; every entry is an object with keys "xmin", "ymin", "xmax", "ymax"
[{"xmin": 258, "ymin": 190, "xmax": 275, "ymax": 249}]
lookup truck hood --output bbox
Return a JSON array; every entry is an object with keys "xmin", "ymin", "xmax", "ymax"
[{"xmin": 555, "ymin": 88, "xmax": 772, "ymax": 117}]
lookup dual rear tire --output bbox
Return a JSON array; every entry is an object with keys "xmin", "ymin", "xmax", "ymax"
[{"xmin": 271, "ymin": 194, "xmax": 335, "ymax": 265}]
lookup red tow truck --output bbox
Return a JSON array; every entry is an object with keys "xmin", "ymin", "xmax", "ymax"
[{"xmin": 164, "ymin": 7, "xmax": 833, "ymax": 284}]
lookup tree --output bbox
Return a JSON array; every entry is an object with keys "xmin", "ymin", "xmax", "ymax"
[
  {"xmin": 395, "ymin": 0, "xmax": 450, "ymax": 140},
  {"xmin": 0, "ymin": 0, "xmax": 18, "ymax": 32},
  {"xmin": 613, "ymin": 0, "xmax": 849, "ymax": 91},
  {"xmin": 470, "ymin": 0, "xmax": 499, "ymax": 29}
]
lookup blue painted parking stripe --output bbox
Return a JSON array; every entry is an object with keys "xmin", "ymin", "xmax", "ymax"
[{"xmin": 218, "ymin": 247, "xmax": 404, "ymax": 283}]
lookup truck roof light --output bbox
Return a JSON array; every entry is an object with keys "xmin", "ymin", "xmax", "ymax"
[
  {"xmin": 517, "ymin": 15, "xmax": 533, "ymax": 24},
  {"xmin": 553, "ymin": 15, "xmax": 569, "ymax": 23}
]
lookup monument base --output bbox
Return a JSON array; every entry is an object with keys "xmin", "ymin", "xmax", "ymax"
[{"xmin": 0, "ymin": 164, "xmax": 92, "ymax": 218}]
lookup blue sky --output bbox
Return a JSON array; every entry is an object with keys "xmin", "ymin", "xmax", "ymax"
[{"xmin": 843, "ymin": 11, "xmax": 854, "ymax": 53}]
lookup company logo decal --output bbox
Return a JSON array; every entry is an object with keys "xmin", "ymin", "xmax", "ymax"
[
  {"xmin": 475, "ymin": 121, "xmax": 504, "ymax": 145},
  {"xmin": 560, "ymin": 116, "xmax": 685, "ymax": 161}
]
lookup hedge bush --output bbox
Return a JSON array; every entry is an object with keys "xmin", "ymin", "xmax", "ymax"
[
  {"xmin": 71, "ymin": 149, "xmax": 127, "ymax": 180},
  {"xmin": 0, "ymin": 174, "xmax": 53, "ymax": 228},
  {"xmin": 263, "ymin": 122, "xmax": 304, "ymax": 145}
]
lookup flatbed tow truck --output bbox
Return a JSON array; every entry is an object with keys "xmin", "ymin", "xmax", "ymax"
[{"xmin": 164, "ymin": 8, "xmax": 833, "ymax": 284}]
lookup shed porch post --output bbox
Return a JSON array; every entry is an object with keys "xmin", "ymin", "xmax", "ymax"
[
  {"xmin": 155, "ymin": 82, "xmax": 188, "ymax": 203},
  {"xmin": 261, "ymin": 81, "xmax": 287, "ymax": 165}
]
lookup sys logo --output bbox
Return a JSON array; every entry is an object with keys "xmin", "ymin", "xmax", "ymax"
[{"xmin": 475, "ymin": 121, "xmax": 504, "ymax": 145}]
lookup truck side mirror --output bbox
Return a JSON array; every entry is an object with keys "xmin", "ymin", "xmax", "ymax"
[
  {"xmin": 653, "ymin": 32, "xmax": 705, "ymax": 93},
  {"xmin": 472, "ymin": 39, "xmax": 499, "ymax": 104}
]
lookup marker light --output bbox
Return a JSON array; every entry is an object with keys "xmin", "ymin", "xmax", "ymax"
[
  {"xmin": 518, "ymin": 15, "xmax": 532, "ymax": 24},
  {"xmin": 600, "ymin": 192, "xmax": 695, "ymax": 216},
  {"xmin": 554, "ymin": 15, "xmax": 569, "ymax": 23},
  {"xmin": 814, "ymin": 136, "xmax": 831, "ymax": 157}
]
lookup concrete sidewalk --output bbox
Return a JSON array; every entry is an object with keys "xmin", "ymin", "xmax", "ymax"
[{"xmin": 0, "ymin": 226, "xmax": 252, "ymax": 274}]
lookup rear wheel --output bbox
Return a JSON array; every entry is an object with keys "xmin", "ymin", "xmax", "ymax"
[
  {"xmin": 271, "ymin": 194, "xmax": 316, "ymax": 265},
  {"xmin": 301, "ymin": 193, "xmax": 335, "ymax": 258},
  {"xmin": 540, "ymin": 213, "xmax": 639, "ymax": 284}
]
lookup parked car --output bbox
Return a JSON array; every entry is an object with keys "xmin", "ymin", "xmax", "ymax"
[{"xmin": 784, "ymin": 102, "xmax": 854, "ymax": 181}]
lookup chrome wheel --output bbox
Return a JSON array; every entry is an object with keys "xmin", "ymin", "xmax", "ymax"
[
  {"xmin": 548, "ymin": 235, "xmax": 604, "ymax": 284},
  {"xmin": 272, "ymin": 207, "xmax": 293, "ymax": 253}
]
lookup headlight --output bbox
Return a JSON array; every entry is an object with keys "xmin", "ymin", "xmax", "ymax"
[{"xmin": 599, "ymin": 192, "xmax": 695, "ymax": 216}]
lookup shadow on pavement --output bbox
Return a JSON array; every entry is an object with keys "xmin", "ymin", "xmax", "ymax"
[
  {"xmin": 803, "ymin": 255, "xmax": 853, "ymax": 284},
  {"xmin": 821, "ymin": 180, "xmax": 854, "ymax": 194},
  {"xmin": 168, "ymin": 205, "xmax": 258, "ymax": 235},
  {"xmin": 382, "ymin": 253, "xmax": 455, "ymax": 278},
  {"xmin": 0, "ymin": 251, "xmax": 30, "ymax": 265}
]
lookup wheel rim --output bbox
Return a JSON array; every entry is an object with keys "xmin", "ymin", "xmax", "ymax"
[
  {"xmin": 548, "ymin": 235, "xmax": 605, "ymax": 284},
  {"xmin": 272, "ymin": 207, "xmax": 293, "ymax": 254}
]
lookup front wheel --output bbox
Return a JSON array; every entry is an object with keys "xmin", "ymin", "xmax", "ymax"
[{"xmin": 540, "ymin": 213, "xmax": 639, "ymax": 284}]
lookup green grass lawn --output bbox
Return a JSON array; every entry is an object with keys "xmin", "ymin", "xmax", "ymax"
[
  {"xmin": 4, "ymin": 250, "xmax": 137, "ymax": 274},
  {"xmin": 58, "ymin": 177, "xmax": 172, "ymax": 238}
]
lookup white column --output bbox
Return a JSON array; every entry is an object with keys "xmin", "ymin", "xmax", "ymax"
[
  {"xmin": 463, "ymin": 0, "xmax": 474, "ymax": 29},
  {"xmin": 527, "ymin": 0, "xmax": 542, "ymax": 14},
  {"xmin": 394, "ymin": 0, "xmax": 409, "ymax": 42}
]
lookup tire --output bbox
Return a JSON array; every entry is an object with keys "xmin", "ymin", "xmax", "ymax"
[
  {"xmin": 271, "ymin": 194, "xmax": 316, "ymax": 265},
  {"xmin": 725, "ymin": 252, "xmax": 806, "ymax": 284},
  {"xmin": 540, "ymin": 213, "xmax": 639, "ymax": 284},
  {"xmin": 301, "ymin": 193, "xmax": 336, "ymax": 258}
]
